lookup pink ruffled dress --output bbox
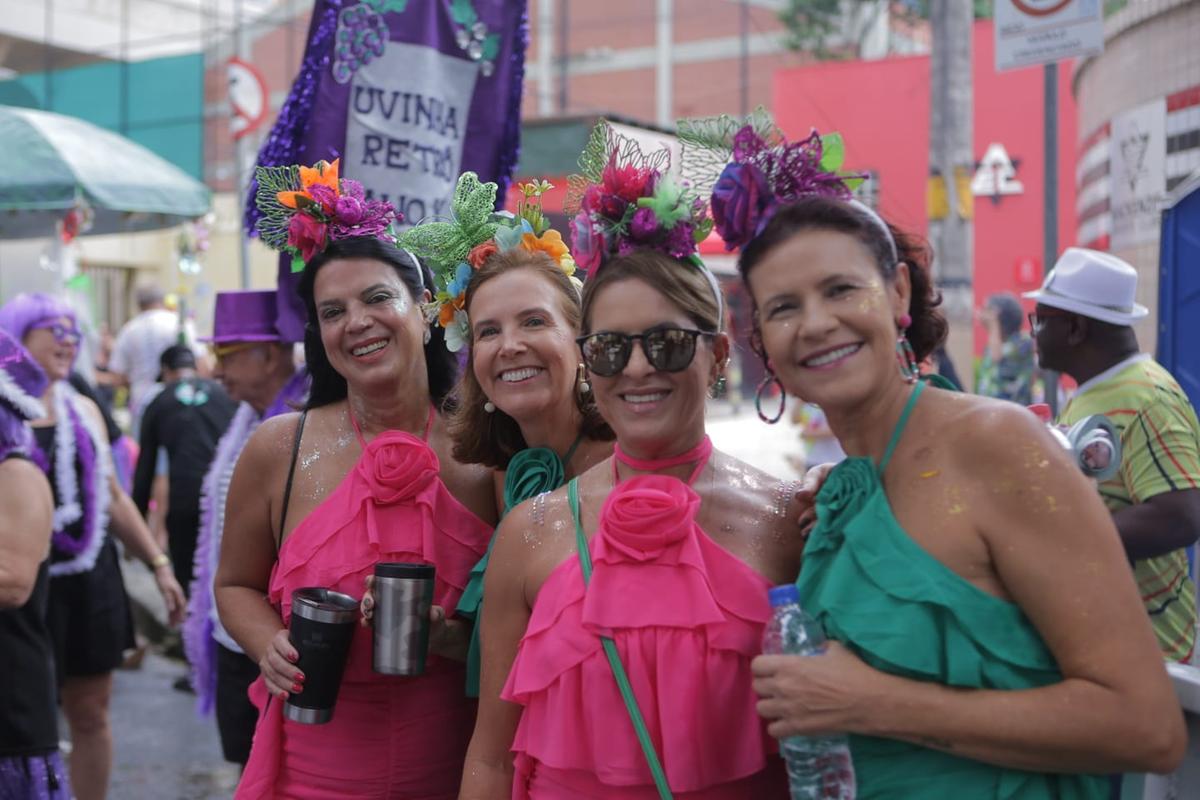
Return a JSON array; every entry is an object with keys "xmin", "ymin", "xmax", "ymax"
[
  {"xmin": 235, "ymin": 418, "xmax": 492, "ymax": 800},
  {"xmin": 500, "ymin": 439, "xmax": 788, "ymax": 798}
]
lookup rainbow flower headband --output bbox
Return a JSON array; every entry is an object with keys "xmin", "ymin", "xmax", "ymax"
[
  {"xmin": 253, "ymin": 159, "xmax": 401, "ymax": 271},
  {"xmin": 396, "ymin": 173, "xmax": 578, "ymax": 352},
  {"xmin": 566, "ymin": 120, "xmax": 712, "ymax": 272},
  {"xmin": 678, "ymin": 109, "xmax": 864, "ymax": 251}
]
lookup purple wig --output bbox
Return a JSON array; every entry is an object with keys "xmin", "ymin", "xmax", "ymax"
[
  {"xmin": 0, "ymin": 292, "xmax": 78, "ymax": 343},
  {"xmin": 0, "ymin": 328, "xmax": 48, "ymax": 461}
]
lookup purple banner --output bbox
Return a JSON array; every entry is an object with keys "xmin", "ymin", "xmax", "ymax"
[{"xmin": 245, "ymin": 0, "xmax": 528, "ymax": 340}]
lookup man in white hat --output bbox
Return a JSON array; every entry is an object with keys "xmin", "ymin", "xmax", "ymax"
[{"xmin": 1027, "ymin": 247, "xmax": 1200, "ymax": 663}]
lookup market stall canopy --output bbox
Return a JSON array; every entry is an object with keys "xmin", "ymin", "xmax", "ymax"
[{"xmin": 0, "ymin": 105, "xmax": 211, "ymax": 239}]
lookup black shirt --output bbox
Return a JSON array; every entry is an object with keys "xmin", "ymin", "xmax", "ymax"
[
  {"xmin": 0, "ymin": 454, "xmax": 58, "ymax": 756},
  {"xmin": 132, "ymin": 378, "xmax": 236, "ymax": 516}
]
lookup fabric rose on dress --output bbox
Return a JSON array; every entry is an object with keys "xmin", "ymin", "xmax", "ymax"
[
  {"xmin": 711, "ymin": 161, "xmax": 773, "ymax": 251},
  {"xmin": 503, "ymin": 447, "xmax": 565, "ymax": 513},
  {"xmin": 813, "ymin": 457, "xmax": 877, "ymax": 535},
  {"xmin": 287, "ymin": 214, "xmax": 328, "ymax": 264},
  {"xmin": 599, "ymin": 475, "xmax": 700, "ymax": 563},
  {"xmin": 355, "ymin": 431, "xmax": 439, "ymax": 504}
]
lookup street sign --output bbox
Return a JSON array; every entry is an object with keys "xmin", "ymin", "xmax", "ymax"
[
  {"xmin": 228, "ymin": 58, "xmax": 269, "ymax": 140},
  {"xmin": 971, "ymin": 143, "xmax": 1024, "ymax": 197},
  {"xmin": 994, "ymin": 0, "xmax": 1104, "ymax": 72}
]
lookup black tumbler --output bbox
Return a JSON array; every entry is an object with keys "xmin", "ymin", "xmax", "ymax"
[{"xmin": 283, "ymin": 587, "xmax": 359, "ymax": 724}]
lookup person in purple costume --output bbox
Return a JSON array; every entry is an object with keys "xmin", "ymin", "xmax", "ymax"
[
  {"xmin": 184, "ymin": 290, "xmax": 309, "ymax": 768},
  {"xmin": 0, "ymin": 328, "xmax": 71, "ymax": 799}
]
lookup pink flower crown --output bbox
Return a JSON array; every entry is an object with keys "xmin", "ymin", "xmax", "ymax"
[
  {"xmin": 253, "ymin": 159, "xmax": 402, "ymax": 271},
  {"xmin": 566, "ymin": 121, "xmax": 712, "ymax": 273}
]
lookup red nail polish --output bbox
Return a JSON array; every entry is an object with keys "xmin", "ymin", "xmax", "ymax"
[
  {"xmin": 292, "ymin": 683, "xmax": 303, "ymax": 693},
  {"xmin": 295, "ymin": 672, "xmax": 304, "ymax": 682}
]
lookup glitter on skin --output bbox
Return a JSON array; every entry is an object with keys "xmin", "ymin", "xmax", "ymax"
[{"xmin": 920, "ymin": 469, "xmax": 940, "ymax": 479}]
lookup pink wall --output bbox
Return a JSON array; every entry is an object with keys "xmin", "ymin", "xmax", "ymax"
[{"xmin": 773, "ymin": 20, "xmax": 1078, "ymax": 354}]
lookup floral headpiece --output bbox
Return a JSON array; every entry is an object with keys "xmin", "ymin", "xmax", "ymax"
[
  {"xmin": 397, "ymin": 172, "xmax": 579, "ymax": 352},
  {"xmin": 566, "ymin": 121, "xmax": 712, "ymax": 273},
  {"xmin": 253, "ymin": 159, "xmax": 401, "ymax": 271},
  {"xmin": 678, "ymin": 110, "xmax": 865, "ymax": 252}
]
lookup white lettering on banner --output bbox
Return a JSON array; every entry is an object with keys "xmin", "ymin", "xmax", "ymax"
[
  {"xmin": 1109, "ymin": 98, "xmax": 1166, "ymax": 251},
  {"xmin": 344, "ymin": 42, "xmax": 479, "ymax": 228}
]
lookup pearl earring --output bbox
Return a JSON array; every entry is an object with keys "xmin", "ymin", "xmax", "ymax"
[{"xmin": 484, "ymin": 400, "xmax": 496, "ymax": 413}]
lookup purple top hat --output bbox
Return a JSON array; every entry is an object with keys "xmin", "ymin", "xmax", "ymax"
[
  {"xmin": 202, "ymin": 290, "xmax": 295, "ymax": 344},
  {"xmin": 0, "ymin": 328, "xmax": 49, "ymax": 420}
]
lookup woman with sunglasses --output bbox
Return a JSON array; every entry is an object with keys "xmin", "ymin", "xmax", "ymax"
[
  {"xmin": 378, "ymin": 177, "xmax": 615, "ymax": 699},
  {"xmin": 0, "ymin": 292, "xmax": 185, "ymax": 800},
  {"xmin": 216, "ymin": 161, "xmax": 497, "ymax": 799},
  {"xmin": 704, "ymin": 124, "xmax": 1184, "ymax": 797},
  {"xmin": 461, "ymin": 128, "xmax": 802, "ymax": 798}
]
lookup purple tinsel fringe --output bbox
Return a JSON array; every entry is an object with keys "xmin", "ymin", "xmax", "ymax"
[
  {"xmin": 493, "ymin": 3, "xmax": 529, "ymax": 203},
  {"xmin": 243, "ymin": 1, "xmax": 343, "ymax": 238}
]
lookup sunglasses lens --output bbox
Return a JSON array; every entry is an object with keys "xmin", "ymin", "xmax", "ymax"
[
  {"xmin": 644, "ymin": 329, "xmax": 697, "ymax": 372},
  {"xmin": 581, "ymin": 333, "xmax": 630, "ymax": 377}
]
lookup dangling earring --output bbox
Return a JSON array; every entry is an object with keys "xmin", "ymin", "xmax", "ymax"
[
  {"xmin": 576, "ymin": 363, "xmax": 591, "ymax": 398},
  {"xmin": 755, "ymin": 373, "xmax": 786, "ymax": 424},
  {"xmin": 483, "ymin": 400, "xmax": 496, "ymax": 413},
  {"xmin": 895, "ymin": 313, "xmax": 919, "ymax": 384},
  {"xmin": 423, "ymin": 327, "xmax": 432, "ymax": 345}
]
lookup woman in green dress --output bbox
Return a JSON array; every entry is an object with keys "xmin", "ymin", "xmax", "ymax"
[{"xmin": 735, "ymin": 193, "xmax": 1183, "ymax": 798}]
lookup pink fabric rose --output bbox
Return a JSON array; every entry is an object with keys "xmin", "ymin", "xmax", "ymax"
[
  {"xmin": 287, "ymin": 213, "xmax": 328, "ymax": 264},
  {"xmin": 355, "ymin": 431, "xmax": 439, "ymax": 504},
  {"xmin": 598, "ymin": 475, "xmax": 699, "ymax": 563}
]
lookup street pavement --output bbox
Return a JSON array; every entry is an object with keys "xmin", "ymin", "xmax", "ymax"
[{"xmin": 106, "ymin": 651, "xmax": 239, "ymax": 799}]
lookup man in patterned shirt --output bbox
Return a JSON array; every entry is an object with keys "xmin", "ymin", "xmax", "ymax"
[{"xmin": 1028, "ymin": 248, "xmax": 1200, "ymax": 662}]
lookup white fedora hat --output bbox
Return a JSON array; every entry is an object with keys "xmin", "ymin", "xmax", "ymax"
[{"xmin": 1022, "ymin": 247, "xmax": 1149, "ymax": 326}]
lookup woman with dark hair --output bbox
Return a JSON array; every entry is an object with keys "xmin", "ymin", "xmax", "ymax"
[
  {"xmin": 461, "ymin": 126, "xmax": 802, "ymax": 798},
  {"xmin": 215, "ymin": 163, "xmax": 497, "ymax": 799},
  {"xmin": 714, "ymin": 125, "xmax": 1183, "ymax": 797},
  {"xmin": 388, "ymin": 177, "xmax": 614, "ymax": 699},
  {"xmin": 0, "ymin": 292, "xmax": 184, "ymax": 800}
]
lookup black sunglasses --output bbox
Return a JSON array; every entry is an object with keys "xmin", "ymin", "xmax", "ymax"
[{"xmin": 576, "ymin": 326, "xmax": 712, "ymax": 377}]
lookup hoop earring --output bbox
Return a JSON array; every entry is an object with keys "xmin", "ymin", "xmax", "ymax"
[
  {"xmin": 895, "ymin": 314, "xmax": 919, "ymax": 384},
  {"xmin": 755, "ymin": 373, "xmax": 786, "ymax": 424},
  {"xmin": 484, "ymin": 400, "xmax": 496, "ymax": 413}
]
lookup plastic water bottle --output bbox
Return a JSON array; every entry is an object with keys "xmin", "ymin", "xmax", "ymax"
[{"xmin": 763, "ymin": 584, "xmax": 856, "ymax": 800}]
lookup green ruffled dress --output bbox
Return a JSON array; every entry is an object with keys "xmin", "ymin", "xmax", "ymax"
[
  {"xmin": 457, "ymin": 440, "xmax": 583, "ymax": 697},
  {"xmin": 798, "ymin": 382, "xmax": 1107, "ymax": 799}
]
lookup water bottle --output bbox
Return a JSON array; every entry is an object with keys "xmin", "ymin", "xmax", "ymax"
[{"xmin": 763, "ymin": 584, "xmax": 856, "ymax": 800}]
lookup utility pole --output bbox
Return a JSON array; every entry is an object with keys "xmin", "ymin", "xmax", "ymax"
[
  {"xmin": 656, "ymin": 0, "xmax": 672, "ymax": 128},
  {"xmin": 537, "ymin": 0, "xmax": 553, "ymax": 116},
  {"xmin": 928, "ymin": 0, "xmax": 974, "ymax": 388}
]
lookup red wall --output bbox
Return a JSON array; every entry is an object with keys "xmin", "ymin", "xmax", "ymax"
[{"xmin": 773, "ymin": 20, "xmax": 1077, "ymax": 354}]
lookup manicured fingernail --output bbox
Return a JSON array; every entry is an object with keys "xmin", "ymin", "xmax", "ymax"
[
  {"xmin": 294, "ymin": 672, "xmax": 304, "ymax": 682},
  {"xmin": 287, "ymin": 653, "xmax": 298, "ymax": 662},
  {"xmin": 292, "ymin": 683, "xmax": 303, "ymax": 693}
]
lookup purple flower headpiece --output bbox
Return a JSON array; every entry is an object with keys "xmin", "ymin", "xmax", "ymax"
[
  {"xmin": 252, "ymin": 159, "xmax": 402, "ymax": 272},
  {"xmin": 678, "ymin": 112, "xmax": 872, "ymax": 253}
]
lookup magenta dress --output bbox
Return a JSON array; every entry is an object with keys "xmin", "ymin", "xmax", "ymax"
[
  {"xmin": 501, "ymin": 439, "xmax": 788, "ymax": 798},
  {"xmin": 235, "ymin": 422, "xmax": 492, "ymax": 800}
]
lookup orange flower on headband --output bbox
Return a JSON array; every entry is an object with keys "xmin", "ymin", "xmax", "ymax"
[
  {"xmin": 438, "ymin": 293, "xmax": 466, "ymax": 327},
  {"xmin": 277, "ymin": 159, "xmax": 341, "ymax": 209},
  {"xmin": 467, "ymin": 240, "xmax": 499, "ymax": 268},
  {"xmin": 521, "ymin": 230, "xmax": 569, "ymax": 264}
]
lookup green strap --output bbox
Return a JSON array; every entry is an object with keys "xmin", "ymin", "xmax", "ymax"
[
  {"xmin": 568, "ymin": 479, "xmax": 673, "ymax": 800},
  {"xmin": 879, "ymin": 381, "xmax": 924, "ymax": 472}
]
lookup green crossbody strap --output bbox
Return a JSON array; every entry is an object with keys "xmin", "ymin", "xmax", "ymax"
[{"xmin": 567, "ymin": 478, "xmax": 673, "ymax": 800}]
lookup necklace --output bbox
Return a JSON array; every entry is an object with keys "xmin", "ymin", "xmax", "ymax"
[{"xmin": 611, "ymin": 436, "xmax": 713, "ymax": 487}]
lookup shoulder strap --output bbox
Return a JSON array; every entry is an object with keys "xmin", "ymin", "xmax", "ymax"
[
  {"xmin": 567, "ymin": 479, "xmax": 673, "ymax": 800},
  {"xmin": 879, "ymin": 381, "xmax": 924, "ymax": 472},
  {"xmin": 277, "ymin": 409, "xmax": 308, "ymax": 550}
]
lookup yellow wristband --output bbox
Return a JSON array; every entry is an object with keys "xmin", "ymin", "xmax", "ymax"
[{"xmin": 149, "ymin": 553, "xmax": 171, "ymax": 570}]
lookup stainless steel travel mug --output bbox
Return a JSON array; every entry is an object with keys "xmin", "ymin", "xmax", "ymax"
[
  {"xmin": 284, "ymin": 588, "xmax": 359, "ymax": 724},
  {"xmin": 372, "ymin": 562, "xmax": 435, "ymax": 676}
]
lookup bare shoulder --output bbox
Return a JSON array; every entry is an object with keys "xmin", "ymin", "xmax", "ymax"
[
  {"xmin": 709, "ymin": 448, "xmax": 802, "ymax": 522},
  {"xmin": 0, "ymin": 456, "xmax": 52, "ymax": 494},
  {"xmin": 70, "ymin": 391, "xmax": 106, "ymax": 430},
  {"xmin": 928, "ymin": 391, "xmax": 1071, "ymax": 477},
  {"xmin": 247, "ymin": 411, "xmax": 304, "ymax": 459}
]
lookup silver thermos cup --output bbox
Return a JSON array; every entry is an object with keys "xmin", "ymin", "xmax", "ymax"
[{"xmin": 372, "ymin": 562, "xmax": 435, "ymax": 676}]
